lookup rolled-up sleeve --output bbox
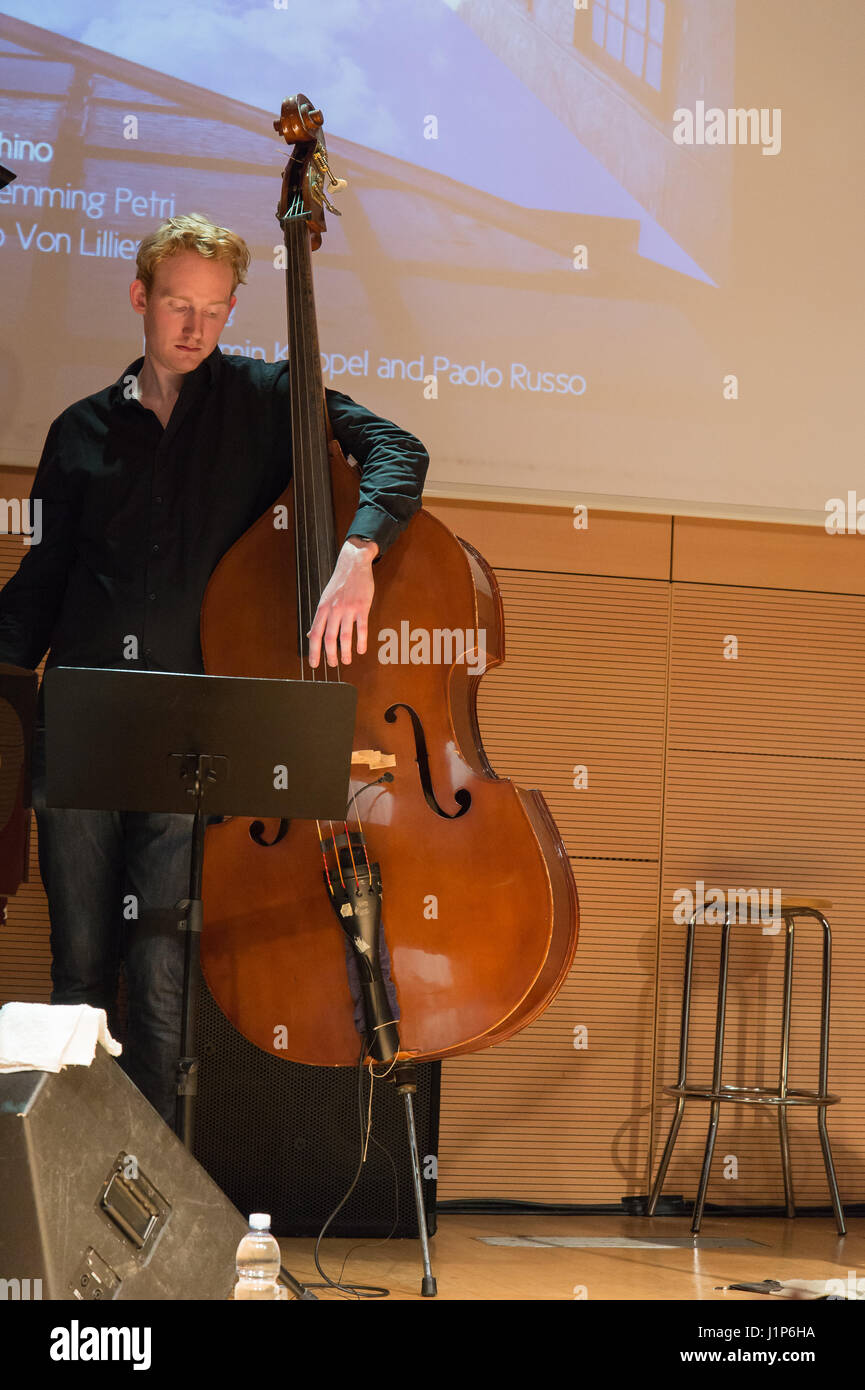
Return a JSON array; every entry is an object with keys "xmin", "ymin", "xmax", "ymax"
[
  {"xmin": 325, "ymin": 388, "xmax": 429, "ymax": 557},
  {"xmin": 0, "ymin": 415, "xmax": 79, "ymax": 670}
]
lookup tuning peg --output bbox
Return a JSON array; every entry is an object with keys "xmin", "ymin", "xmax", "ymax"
[{"xmin": 315, "ymin": 148, "xmax": 347, "ymax": 193}]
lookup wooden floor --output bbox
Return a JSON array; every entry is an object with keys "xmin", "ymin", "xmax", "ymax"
[{"xmin": 276, "ymin": 1211, "xmax": 864, "ymax": 1301}]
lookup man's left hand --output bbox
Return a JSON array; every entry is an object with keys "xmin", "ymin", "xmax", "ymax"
[{"xmin": 307, "ymin": 535, "xmax": 379, "ymax": 667}]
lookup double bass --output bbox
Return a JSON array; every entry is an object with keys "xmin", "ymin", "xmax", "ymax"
[{"xmin": 199, "ymin": 96, "xmax": 578, "ymax": 1068}]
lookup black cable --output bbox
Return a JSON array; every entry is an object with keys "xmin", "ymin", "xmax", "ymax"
[
  {"xmin": 302, "ymin": 1036, "xmax": 396, "ymax": 1298},
  {"xmin": 331, "ymin": 1064, "xmax": 401, "ymax": 1291},
  {"xmin": 344, "ymin": 771, "xmax": 393, "ymax": 819},
  {"xmin": 304, "ymin": 793, "xmax": 400, "ymax": 1299}
]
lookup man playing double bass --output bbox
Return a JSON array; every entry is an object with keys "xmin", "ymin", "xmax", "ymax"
[{"xmin": 0, "ymin": 212, "xmax": 429, "ymax": 1126}]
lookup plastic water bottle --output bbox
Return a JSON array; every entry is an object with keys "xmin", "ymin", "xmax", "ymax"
[{"xmin": 234, "ymin": 1213, "xmax": 282, "ymax": 1300}]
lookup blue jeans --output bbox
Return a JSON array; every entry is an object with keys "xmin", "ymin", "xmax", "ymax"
[{"xmin": 30, "ymin": 725, "xmax": 194, "ymax": 1127}]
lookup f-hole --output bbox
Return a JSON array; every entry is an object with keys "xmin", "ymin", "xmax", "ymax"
[
  {"xmin": 384, "ymin": 702, "xmax": 471, "ymax": 819},
  {"xmin": 249, "ymin": 818, "xmax": 290, "ymax": 846}
]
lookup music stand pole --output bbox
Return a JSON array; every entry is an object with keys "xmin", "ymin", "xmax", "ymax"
[
  {"xmin": 171, "ymin": 751, "xmax": 316, "ymax": 1302},
  {"xmin": 173, "ymin": 753, "xmax": 212, "ymax": 1150}
]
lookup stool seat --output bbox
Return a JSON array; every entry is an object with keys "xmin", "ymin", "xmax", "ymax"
[
  {"xmin": 663, "ymin": 1083, "xmax": 840, "ymax": 1107},
  {"xmin": 662, "ymin": 897, "xmax": 834, "ymax": 927},
  {"xmin": 648, "ymin": 893, "xmax": 845, "ymax": 1234},
  {"xmin": 778, "ymin": 896, "xmax": 832, "ymax": 915}
]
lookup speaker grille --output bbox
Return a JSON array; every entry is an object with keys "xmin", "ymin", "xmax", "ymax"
[{"xmin": 193, "ymin": 982, "xmax": 440, "ymax": 1238}]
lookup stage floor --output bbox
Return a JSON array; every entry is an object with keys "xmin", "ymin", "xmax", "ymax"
[{"xmin": 276, "ymin": 1211, "xmax": 864, "ymax": 1301}]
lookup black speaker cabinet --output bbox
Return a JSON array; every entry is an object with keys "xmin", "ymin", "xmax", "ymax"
[
  {"xmin": 0, "ymin": 1044, "xmax": 248, "ymax": 1300},
  {"xmin": 193, "ymin": 980, "xmax": 441, "ymax": 1239}
]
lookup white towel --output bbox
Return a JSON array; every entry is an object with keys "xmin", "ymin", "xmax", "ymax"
[{"xmin": 0, "ymin": 1002, "xmax": 123, "ymax": 1072}]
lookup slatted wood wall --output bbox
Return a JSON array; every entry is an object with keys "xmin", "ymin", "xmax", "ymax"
[
  {"xmin": 654, "ymin": 585, "xmax": 865, "ymax": 1208},
  {"xmin": 435, "ymin": 573, "xmax": 669, "ymax": 1201},
  {"xmin": 431, "ymin": 506, "xmax": 865, "ymax": 1209}
]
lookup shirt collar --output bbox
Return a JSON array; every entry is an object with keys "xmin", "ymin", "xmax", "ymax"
[{"xmin": 110, "ymin": 345, "xmax": 222, "ymax": 406}]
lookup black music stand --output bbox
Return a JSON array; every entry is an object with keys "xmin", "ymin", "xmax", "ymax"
[{"xmin": 43, "ymin": 666, "xmax": 357, "ymax": 1300}]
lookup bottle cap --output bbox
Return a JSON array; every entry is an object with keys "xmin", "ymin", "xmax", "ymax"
[{"xmin": 248, "ymin": 1213, "xmax": 271, "ymax": 1230}]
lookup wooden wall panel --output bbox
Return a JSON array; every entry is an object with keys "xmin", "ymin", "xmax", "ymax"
[
  {"xmin": 438, "ymin": 571, "xmax": 669, "ymax": 1201},
  {"xmin": 673, "ymin": 516, "xmax": 865, "ymax": 595},
  {"xmin": 653, "ymin": 581, "xmax": 865, "ymax": 1206},
  {"xmin": 425, "ymin": 500, "xmax": 673, "ymax": 579},
  {"xmin": 668, "ymin": 584, "xmax": 865, "ymax": 756},
  {"xmin": 470, "ymin": 572, "xmax": 670, "ymax": 859},
  {"xmin": 441, "ymin": 567, "xmax": 865, "ymax": 1208}
]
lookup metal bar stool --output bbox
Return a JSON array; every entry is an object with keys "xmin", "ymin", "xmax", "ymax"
[{"xmin": 647, "ymin": 896, "xmax": 845, "ymax": 1235}]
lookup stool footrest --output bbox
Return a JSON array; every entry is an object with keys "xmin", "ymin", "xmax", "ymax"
[{"xmin": 663, "ymin": 1083, "xmax": 840, "ymax": 1107}]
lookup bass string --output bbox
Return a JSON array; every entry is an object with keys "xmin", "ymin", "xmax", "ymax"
[{"xmin": 284, "ymin": 187, "xmax": 369, "ymax": 888}]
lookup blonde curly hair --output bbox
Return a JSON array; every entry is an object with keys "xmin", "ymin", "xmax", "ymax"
[{"xmin": 136, "ymin": 213, "xmax": 250, "ymax": 295}]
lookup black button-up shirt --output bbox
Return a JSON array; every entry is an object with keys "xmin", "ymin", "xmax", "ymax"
[{"xmin": 0, "ymin": 348, "xmax": 429, "ymax": 676}]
